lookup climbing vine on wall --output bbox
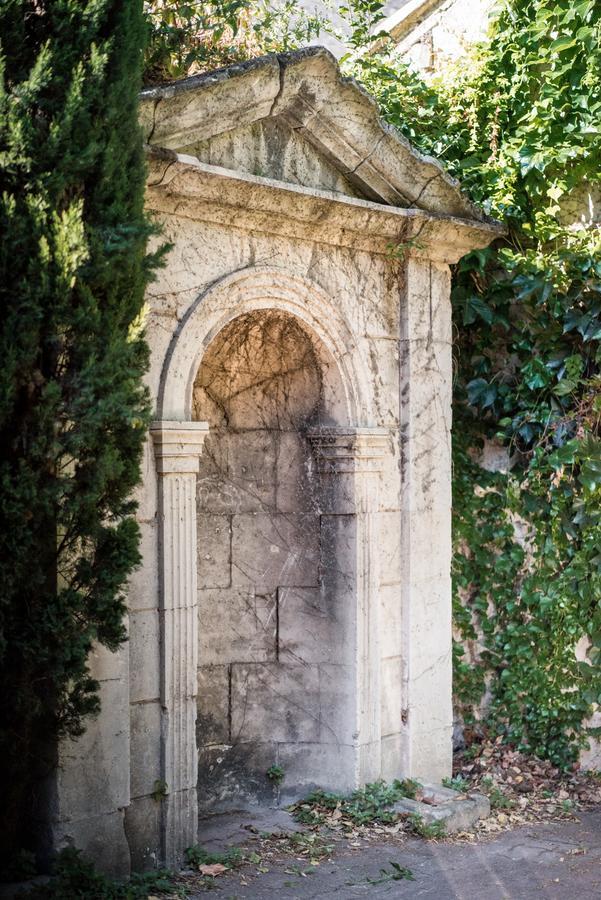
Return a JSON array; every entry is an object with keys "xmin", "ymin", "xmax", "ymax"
[
  {"xmin": 144, "ymin": 0, "xmax": 601, "ymax": 766},
  {"xmin": 349, "ymin": 0, "xmax": 601, "ymax": 767}
]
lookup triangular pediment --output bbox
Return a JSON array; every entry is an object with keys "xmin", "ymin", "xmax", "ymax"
[
  {"xmin": 179, "ymin": 116, "xmax": 367, "ymax": 200},
  {"xmin": 140, "ymin": 47, "xmax": 488, "ymax": 222}
]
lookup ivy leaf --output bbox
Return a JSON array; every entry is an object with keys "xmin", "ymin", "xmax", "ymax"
[
  {"xmin": 548, "ymin": 440, "xmax": 578, "ymax": 467},
  {"xmin": 522, "ymin": 358, "xmax": 552, "ymax": 390},
  {"xmin": 467, "ymin": 378, "xmax": 498, "ymax": 409},
  {"xmin": 549, "ymin": 36, "xmax": 577, "ymax": 53},
  {"xmin": 456, "ymin": 292, "xmax": 494, "ymax": 325},
  {"xmin": 553, "ymin": 379, "xmax": 577, "ymax": 396}
]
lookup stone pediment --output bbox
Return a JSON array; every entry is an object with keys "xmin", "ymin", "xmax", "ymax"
[{"xmin": 139, "ymin": 46, "xmax": 489, "ymax": 222}]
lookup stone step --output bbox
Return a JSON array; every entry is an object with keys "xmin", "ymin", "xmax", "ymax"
[{"xmin": 392, "ymin": 782, "xmax": 490, "ymax": 834}]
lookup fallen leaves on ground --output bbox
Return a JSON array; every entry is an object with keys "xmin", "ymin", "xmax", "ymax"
[{"xmin": 452, "ymin": 736, "xmax": 601, "ymax": 837}]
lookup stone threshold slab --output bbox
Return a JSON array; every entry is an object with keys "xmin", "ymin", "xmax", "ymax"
[{"xmin": 393, "ymin": 782, "xmax": 490, "ymax": 834}]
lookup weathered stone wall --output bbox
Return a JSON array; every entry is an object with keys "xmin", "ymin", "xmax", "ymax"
[{"xmin": 151, "ymin": 214, "xmax": 406, "ymax": 811}]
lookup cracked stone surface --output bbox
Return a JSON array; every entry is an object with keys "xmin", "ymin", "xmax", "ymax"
[{"xmin": 187, "ymin": 808, "xmax": 601, "ymax": 899}]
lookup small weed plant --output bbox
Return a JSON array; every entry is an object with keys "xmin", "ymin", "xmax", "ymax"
[
  {"xmin": 406, "ymin": 815, "xmax": 447, "ymax": 840},
  {"xmin": 266, "ymin": 764, "xmax": 285, "ymax": 785},
  {"xmin": 185, "ymin": 845, "xmax": 244, "ymax": 870},
  {"xmin": 480, "ymin": 777, "xmax": 514, "ymax": 810},
  {"xmin": 292, "ymin": 779, "xmax": 422, "ymax": 826},
  {"xmin": 442, "ymin": 776, "xmax": 471, "ymax": 792}
]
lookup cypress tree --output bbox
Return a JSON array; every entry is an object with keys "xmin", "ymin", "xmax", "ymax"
[{"xmin": 0, "ymin": 0, "xmax": 159, "ymax": 865}]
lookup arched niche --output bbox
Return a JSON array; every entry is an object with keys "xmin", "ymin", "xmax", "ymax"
[
  {"xmin": 192, "ymin": 307, "xmax": 357, "ymax": 810},
  {"xmin": 150, "ymin": 266, "xmax": 387, "ymax": 856},
  {"xmin": 157, "ymin": 266, "xmax": 372, "ymax": 425}
]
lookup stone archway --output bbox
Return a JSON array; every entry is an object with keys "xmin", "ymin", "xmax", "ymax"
[{"xmin": 150, "ymin": 267, "xmax": 388, "ymax": 861}]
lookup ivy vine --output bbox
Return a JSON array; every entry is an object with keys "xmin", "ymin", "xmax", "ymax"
[
  {"xmin": 349, "ymin": 0, "xmax": 601, "ymax": 766},
  {"xmin": 144, "ymin": 0, "xmax": 601, "ymax": 767}
]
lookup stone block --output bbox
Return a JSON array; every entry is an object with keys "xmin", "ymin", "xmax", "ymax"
[
  {"xmin": 379, "ymin": 511, "xmax": 401, "ymax": 586},
  {"xmin": 231, "ymin": 513, "xmax": 319, "ymax": 592},
  {"xmin": 197, "ymin": 664, "xmax": 230, "ymax": 745},
  {"xmin": 277, "ymin": 742, "xmax": 357, "ymax": 803},
  {"xmin": 125, "ymin": 795, "xmax": 162, "ymax": 872},
  {"xmin": 196, "ymin": 430, "xmax": 232, "ymax": 514},
  {"xmin": 197, "ymin": 742, "xmax": 277, "ymax": 813},
  {"xmin": 199, "ymin": 429, "xmax": 280, "ymax": 514},
  {"xmin": 402, "ymin": 258, "xmax": 452, "ymax": 346},
  {"xmin": 359, "ymin": 740, "xmax": 383, "ymax": 784},
  {"xmin": 381, "ymin": 657, "xmax": 403, "ymax": 737},
  {"xmin": 88, "ymin": 634, "xmax": 128, "ymax": 684},
  {"xmin": 275, "ymin": 431, "xmax": 317, "ymax": 513},
  {"xmin": 55, "ymin": 678, "xmax": 129, "ymax": 821},
  {"xmin": 402, "ymin": 507, "xmax": 451, "ymax": 584},
  {"xmin": 392, "ymin": 783, "xmax": 490, "ymax": 834},
  {"xmin": 129, "ymin": 609, "xmax": 160, "ymax": 703},
  {"xmin": 310, "ymin": 471, "xmax": 356, "ymax": 516},
  {"xmin": 230, "ymin": 663, "xmax": 320, "ymax": 743},
  {"xmin": 364, "ymin": 337, "xmax": 400, "ymax": 429},
  {"xmin": 226, "ymin": 430, "xmax": 277, "ymax": 512},
  {"xmin": 130, "ymin": 702, "xmax": 162, "ymax": 799},
  {"xmin": 51, "ymin": 810, "xmax": 130, "ymax": 880},
  {"xmin": 199, "ymin": 588, "xmax": 277, "ymax": 665},
  {"xmin": 318, "ymin": 663, "xmax": 356, "ymax": 746},
  {"xmin": 278, "ymin": 586, "xmax": 351, "ymax": 665},
  {"xmin": 380, "ymin": 584, "xmax": 402, "ymax": 659},
  {"xmin": 127, "ymin": 520, "xmax": 159, "ymax": 612},
  {"xmin": 197, "ymin": 514, "xmax": 232, "ymax": 588},
  {"xmin": 378, "ymin": 438, "xmax": 402, "ymax": 512},
  {"xmin": 380, "ymin": 733, "xmax": 404, "ymax": 783},
  {"xmin": 319, "ymin": 514, "xmax": 356, "ymax": 598},
  {"xmin": 135, "ymin": 439, "xmax": 158, "ymax": 523}
]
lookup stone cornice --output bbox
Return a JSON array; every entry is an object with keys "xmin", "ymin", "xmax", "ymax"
[
  {"xmin": 140, "ymin": 46, "xmax": 497, "ymax": 225},
  {"xmin": 146, "ymin": 151, "xmax": 504, "ymax": 263}
]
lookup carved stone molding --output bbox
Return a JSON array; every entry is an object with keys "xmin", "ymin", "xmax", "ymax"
[
  {"xmin": 150, "ymin": 420, "xmax": 209, "ymax": 864},
  {"xmin": 308, "ymin": 426, "xmax": 389, "ymax": 475}
]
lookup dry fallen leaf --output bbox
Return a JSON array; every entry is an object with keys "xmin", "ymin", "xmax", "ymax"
[{"xmin": 198, "ymin": 862, "xmax": 228, "ymax": 877}]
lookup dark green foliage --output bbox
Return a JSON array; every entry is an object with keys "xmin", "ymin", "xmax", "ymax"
[
  {"xmin": 184, "ymin": 845, "xmax": 244, "ymax": 869},
  {"xmin": 441, "ymin": 775, "xmax": 470, "ymax": 793},
  {"xmin": 143, "ymin": 0, "xmax": 326, "ymax": 84},
  {"xmin": 22, "ymin": 848, "xmax": 184, "ymax": 899},
  {"xmin": 0, "ymin": 0, "xmax": 159, "ymax": 864},
  {"xmin": 344, "ymin": 0, "xmax": 601, "ymax": 767},
  {"xmin": 366, "ymin": 861, "xmax": 415, "ymax": 885},
  {"xmin": 292, "ymin": 779, "xmax": 421, "ymax": 826},
  {"xmin": 405, "ymin": 815, "xmax": 446, "ymax": 840},
  {"xmin": 266, "ymin": 763, "xmax": 285, "ymax": 784}
]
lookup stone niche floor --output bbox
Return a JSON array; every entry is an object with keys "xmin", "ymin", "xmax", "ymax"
[{"xmin": 190, "ymin": 807, "xmax": 601, "ymax": 899}]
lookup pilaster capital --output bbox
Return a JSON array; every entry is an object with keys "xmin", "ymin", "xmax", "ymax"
[
  {"xmin": 150, "ymin": 420, "xmax": 209, "ymax": 474},
  {"xmin": 307, "ymin": 426, "xmax": 389, "ymax": 475}
]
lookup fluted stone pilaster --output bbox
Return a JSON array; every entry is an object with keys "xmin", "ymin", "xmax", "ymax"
[{"xmin": 151, "ymin": 421, "xmax": 209, "ymax": 865}]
